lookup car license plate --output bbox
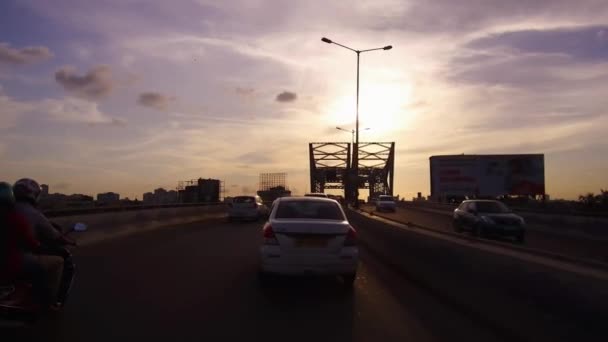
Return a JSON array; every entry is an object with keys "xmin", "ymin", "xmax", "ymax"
[{"xmin": 295, "ymin": 237, "xmax": 328, "ymax": 248}]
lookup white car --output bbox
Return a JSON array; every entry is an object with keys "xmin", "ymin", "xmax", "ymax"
[
  {"xmin": 228, "ymin": 195, "xmax": 269, "ymax": 221},
  {"xmin": 259, "ymin": 197, "xmax": 358, "ymax": 287},
  {"xmin": 375, "ymin": 195, "xmax": 396, "ymax": 212}
]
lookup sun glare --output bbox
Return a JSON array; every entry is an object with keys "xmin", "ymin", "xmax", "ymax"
[{"xmin": 326, "ymin": 82, "xmax": 412, "ymax": 137}]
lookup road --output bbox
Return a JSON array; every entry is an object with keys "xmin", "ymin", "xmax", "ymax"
[
  {"xmin": 365, "ymin": 205, "xmax": 608, "ymax": 263},
  {"xmin": 4, "ymin": 213, "xmax": 606, "ymax": 341},
  {"xmin": 4, "ymin": 217, "xmax": 502, "ymax": 342}
]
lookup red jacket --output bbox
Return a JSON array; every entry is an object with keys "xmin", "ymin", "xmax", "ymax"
[{"xmin": 1, "ymin": 211, "xmax": 40, "ymax": 281}]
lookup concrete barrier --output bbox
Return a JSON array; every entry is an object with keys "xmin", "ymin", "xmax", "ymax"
[
  {"xmin": 401, "ymin": 202, "xmax": 608, "ymax": 238},
  {"xmin": 348, "ymin": 210, "xmax": 608, "ymax": 341},
  {"xmin": 51, "ymin": 204, "xmax": 227, "ymax": 245}
]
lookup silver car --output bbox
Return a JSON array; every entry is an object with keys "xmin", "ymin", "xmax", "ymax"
[
  {"xmin": 375, "ymin": 195, "xmax": 396, "ymax": 212},
  {"xmin": 228, "ymin": 195, "xmax": 269, "ymax": 221}
]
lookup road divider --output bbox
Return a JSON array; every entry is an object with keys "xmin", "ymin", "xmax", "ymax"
[
  {"xmin": 348, "ymin": 209, "xmax": 608, "ymax": 341},
  {"xmin": 51, "ymin": 204, "xmax": 227, "ymax": 246},
  {"xmin": 358, "ymin": 207, "xmax": 608, "ymax": 273}
]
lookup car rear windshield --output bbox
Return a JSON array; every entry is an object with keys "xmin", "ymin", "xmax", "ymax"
[
  {"xmin": 233, "ymin": 196, "xmax": 255, "ymax": 203},
  {"xmin": 275, "ymin": 201, "xmax": 345, "ymax": 220},
  {"xmin": 475, "ymin": 201, "xmax": 510, "ymax": 213},
  {"xmin": 379, "ymin": 196, "xmax": 394, "ymax": 201},
  {"xmin": 305, "ymin": 193, "xmax": 328, "ymax": 198}
]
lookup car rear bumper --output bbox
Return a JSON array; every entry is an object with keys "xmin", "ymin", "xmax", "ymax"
[
  {"xmin": 376, "ymin": 205, "xmax": 396, "ymax": 211},
  {"xmin": 260, "ymin": 248, "xmax": 358, "ymax": 275}
]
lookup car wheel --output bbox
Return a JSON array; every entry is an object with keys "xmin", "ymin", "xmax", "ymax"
[{"xmin": 342, "ymin": 274, "xmax": 356, "ymax": 289}]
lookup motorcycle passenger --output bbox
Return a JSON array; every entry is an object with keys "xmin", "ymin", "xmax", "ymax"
[
  {"xmin": 0, "ymin": 181, "xmax": 57, "ymax": 310},
  {"xmin": 13, "ymin": 178, "xmax": 73, "ymax": 306}
]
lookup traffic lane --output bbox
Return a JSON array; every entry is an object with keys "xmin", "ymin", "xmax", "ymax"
[
  {"xmin": 4, "ymin": 218, "xmax": 496, "ymax": 342},
  {"xmin": 367, "ymin": 205, "xmax": 608, "ymax": 263}
]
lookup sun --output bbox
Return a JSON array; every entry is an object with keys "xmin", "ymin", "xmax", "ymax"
[{"xmin": 325, "ymin": 82, "xmax": 413, "ymax": 137}]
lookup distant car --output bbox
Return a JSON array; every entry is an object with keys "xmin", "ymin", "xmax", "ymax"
[
  {"xmin": 452, "ymin": 200, "xmax": 525, "ymax": 243},
  {"xmin": 259, "ymin": 197, "xmax": 358, "ymax": 287},
  {"xmin": 375, "ymin": 195, "xmax": 396, "ymax": 212},
  {"xmin": 305, "ymin": 193, "xmax": 329, "ymax": 198},
  {"xmin": 228, "ymin": 195, "xmax": 269, "ymax": 221}
]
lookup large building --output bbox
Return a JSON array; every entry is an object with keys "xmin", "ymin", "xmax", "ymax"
[
  {"xmin": 177, "ymin": 178, "xmax": 221, "ymax": 203},
  {"xmin": 429, "ymin": 154, "xmax": 545, "ymax": 201},
  {"xmin": 97, "ymin": 192, "xmax": 120, "ymax": 205}
]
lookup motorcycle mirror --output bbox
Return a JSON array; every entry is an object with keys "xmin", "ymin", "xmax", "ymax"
[{"xmin": 73, "ymin": 223, "xmax": 88, "ymax": 232}]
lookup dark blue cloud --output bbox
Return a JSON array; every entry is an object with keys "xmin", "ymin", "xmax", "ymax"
[{"xmin": 467, "ymin": 26, "xmax": 608, "ymax": 61}]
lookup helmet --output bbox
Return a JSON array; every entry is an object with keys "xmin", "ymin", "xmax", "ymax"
[
  {"xmin": 0, "ymin": 182, "xmax": 15, "ymax": 205},
  {"xmin": 13, "ymin": 178, "xmax": 41, "ymax": 204}
]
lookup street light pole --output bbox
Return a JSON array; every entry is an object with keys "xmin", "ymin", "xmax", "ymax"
[
  {"xmin": 322, "ymin": 37, "xmax": 392, "ymax": 207},
  {"xmin": 336, "ymin": 126, "xmax": 370, "ymax": 145}
]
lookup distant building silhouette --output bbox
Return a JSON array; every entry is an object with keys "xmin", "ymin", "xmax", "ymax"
[
  {"xmin": 142, "ymin": 188, "xmax": 178, "ymax": 204},
  {"xmin": 39, "ymin": 192, "xmax": 94, "ymax": 210},
  {"xmin": 97, "ymin": 192, "xmax": 120, "ymax": 205},
  {"xmin": 178, "ymin": 179, "xmax": 220, "ymax": 203}
]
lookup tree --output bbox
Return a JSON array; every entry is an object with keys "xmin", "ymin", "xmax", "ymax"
[
  {"xmin": 598, "ymin": 189, "xmax": 608, "ymax": 207},
  {"xmin": 579, "ymin": 192, "xmax": 596, "ymax": 207}
]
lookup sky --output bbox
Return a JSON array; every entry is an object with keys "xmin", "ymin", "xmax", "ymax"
[{"xmin": 1, "ymin": 0, "xmax": 607, "ymax": 200}]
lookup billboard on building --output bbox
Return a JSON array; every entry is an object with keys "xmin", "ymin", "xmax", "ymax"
[{"xmin": 430, "ymin": 154, "xmax": 545, "ymax": 199}]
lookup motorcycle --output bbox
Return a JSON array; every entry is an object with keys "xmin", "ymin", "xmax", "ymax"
[{"xmin": 0, "ymin": 222, "xmax": 87, "ymax": 322}]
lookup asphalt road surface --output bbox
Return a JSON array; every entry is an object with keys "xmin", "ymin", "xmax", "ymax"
[
  {"xmin": 365, "ymin": 205, "xmax": 608, "ymax": 263},
  {"xmin": 4, "ymin": 217, "xmax": 507, "ymax": 342}
]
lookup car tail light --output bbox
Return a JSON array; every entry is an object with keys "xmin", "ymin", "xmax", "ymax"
[
  {"xmin": 263, "ymin": 224, "xmax": 279, "ymax": 245},
  {"xmin": 344, "ymin": 226, "xmax": 357, "ymax": 246}
]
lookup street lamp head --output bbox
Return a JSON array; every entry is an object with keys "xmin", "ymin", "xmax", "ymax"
[
  {"xmin": 321, "ymin": 37, "xmax": 333, "ymax": 44},
  {"xmin": 383, "ymin": 45, "xmax": 393, "ymax": 50}
]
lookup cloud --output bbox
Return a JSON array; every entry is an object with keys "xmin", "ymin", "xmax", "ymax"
[
  {"xmin": 0, "ymin": 90, "xmax": 35, "ymax": 129},
  {"xmin": 275, "ymin": 91, "xmax": 297, "ymax": 103},
  {"xmin": 0, "ymin": 42, "xmax": 53, "ymax": 65},
  {"xmin": 42, "ymin": 97, "xmax": 124, "ymax": 125},
  {"xmin": 137, "ymin": 92, "xmax": 174, "ymax": 110},
  {"xmin": 235, "ymin": 87, "xmax": 255, "ymax": 97},
  {"xmin": 448, "ymin": 26, "xmax": 608, "ymax": 89},
  {"xmin": 237, "ymin": 151, "xmax": 274, "ymax": 164},
  {"xmin": 466, "ymin": 26, "xmax": 608, "ymax": 62},
  {"xmin": 367, "ymin": 0, "xmax": 607, "ymax": 34},
  {"xmin": 54, "ymin": 65, "xmax": 114, "ymax": 100}
]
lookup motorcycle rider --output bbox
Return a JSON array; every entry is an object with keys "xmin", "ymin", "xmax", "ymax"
[
  {"xmin": 0, "ymin": 181, "xmax": 59, "ymax": 310},
  {"xmin": 13, "ymin": 178, "xmax": 75, "ymax": 307}
]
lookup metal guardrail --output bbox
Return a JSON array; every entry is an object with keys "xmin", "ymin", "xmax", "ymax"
[{"xmin": 44, "ymin": 202, "xmax": 226, "ymax": 218}]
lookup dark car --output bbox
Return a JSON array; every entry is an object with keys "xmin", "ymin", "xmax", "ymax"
[{"xmin": 452, "ymin": 200, "xmax": 525, "ymax": 243}]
